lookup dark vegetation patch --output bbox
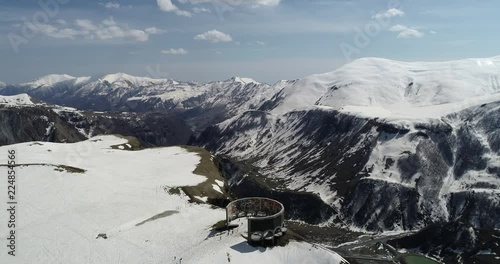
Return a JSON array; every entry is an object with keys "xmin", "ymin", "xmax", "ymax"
[
  {"xmin": 56, "ymin": 165, "xmax": 86, "ymax": 173},
  {"xmin": 110, "ymin": 135, "xmax": 143, "ymax": 150},
  {"xmin": 0, "ymin": 163, "xmax": 86, "ymax": 173},
  {"xmin": 179, "ymin": 146, "xmax": 231, "ymax": 207},
  {"xmin": 167, "ymin": 187, "xmax": 182, "ymax": 195}
]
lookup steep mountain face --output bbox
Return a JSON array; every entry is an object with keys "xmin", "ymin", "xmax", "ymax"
[
  {"xmin": 388, "ymin": 222, "xmax": 500, "ymax": 263},
  {"xmin": 0, "ymin": 94, "xmax": 192, "ymax": 146},
  {"xmin": 0, "ymin": 94, "xmax": 87, "ymax": 145},
  {"xmin": 192, "ymin": 57, "xmax": 500, "ymax": 234},
  {"xmin": 0, "ymin": 74, "xmax": 286, "ymax": 133}
]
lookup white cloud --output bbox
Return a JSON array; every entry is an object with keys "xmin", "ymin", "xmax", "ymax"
[
  {"xmin": 102, "ymin": 2, "xmax": 120, "ymax": 9},
  {"xmin": 125, "ymin": 30, "xmax": 149, "ymax": 42},
  {"xmin": 56, "ymin": 19, "xmax": 67, "ymax": 25},
  {"xmin": 390, "ymin": 24, "xmax": 424, "ymax": 39},
  {"xmin": 194, "ymin": 29, "xmax": 232, "ymax": 43},
  {"xmin": 36, "ymin": 24, "xmax": 80, "ymax": 39},
  {"xmin": 256, "ymin": 41, "xmax": 265, "ymax": 46},
  {"xmin": 430, "ymin": 30, "xmax": 437, "ymax": 34},
  {"xmin": 178, "ymin": 0, "xmax": 280, "ymax": 7},
  {"xmin": 145, "ymin": 27, "xmax": 167, "ymax": 34},
  {"xmin": 373, "ymin": 8, "xmax": 405, "ymax": 19},
  {"xmin": 75, "ymin": 19, "xmax": 98, "ymax": 31},
  {"xmin": 157, "ymin": 0, "xmax": 192, "ymax": 17},
  {"xmin": 193, "ymin": 7, "xmax": 211, "ymax": 13},
  {"xmin": 161, "ymin": 48, "xmax": 188, "ymax": 55},
  {"xmin": 389, "ymin": 24, "xmax": 406, "ymax": 32},
  {"xmin": 36, "ymin": 17, "xmax": 159, "ymax": 42},
  {"xmin": 102, "ymin": 17, "xmax": 116, "ymax": 26},
  {"xmin": 397, "ymin": 29, "xmax": 424, "ymax": 39}
]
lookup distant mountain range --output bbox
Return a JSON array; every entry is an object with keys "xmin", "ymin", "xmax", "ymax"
[{"xmin": 0, "ymin": 73, "xmax": 293, "ymax": 133}]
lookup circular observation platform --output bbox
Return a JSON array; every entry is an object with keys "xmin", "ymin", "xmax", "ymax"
[{"xmin": 226, "ymin": 197, "xmax": 286, "ymax": 245}]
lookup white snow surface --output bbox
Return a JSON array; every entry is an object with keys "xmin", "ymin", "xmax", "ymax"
[
  {"xmin": 231, "ymin": 76, "xmax": 260, "ymax": 85},
  {"xmin": 0, "ymin": 136, "xmax": 345, "ymax": 264},
  {"xmin": 21, "ymin": 74, "xmax": 77, "ymax": 87},
  {"xmin": 272, "ymin": 56, "xmax": 500, "ymax": 119},
  {"xmin": 99, "ymin": 72, "xmax": 169, "ymax": 86},
  {"xmin": 0, "ymin": 94, "xmax": 34, "ymax": 106}
]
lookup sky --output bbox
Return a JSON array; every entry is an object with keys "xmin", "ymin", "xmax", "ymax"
[{"xmin": 0, "ymin": 0, "xmax": 499, "ymax": 84}]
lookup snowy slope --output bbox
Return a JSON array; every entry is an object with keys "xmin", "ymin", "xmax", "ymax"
[
  {"xmin": 0, "ymin": 136, "xmax": 345, "ymax": 264},
  {"xmin": 272, "ymin": 56, "xmax": 500, "ymax": 119},
  {"xmin": 19, "ymin": 73, "xmax": 169, "ymax": 89},
  {"xmin": 0, "ymin": 94, "xmax": 34, "ymax": 106},
  {"xmin": 231, "ymin": 76, "xmax": 260, "ymax": 85},
  {"xmin": 21, "ymin": 74, "xmax": 77, "ymax": 87},
  {"xmin": 99, "ymin": 72, "xmax": 169, "ymax": 87}
]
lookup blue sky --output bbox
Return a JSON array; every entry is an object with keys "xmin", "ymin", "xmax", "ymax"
[{"xmin": 0, "ymin": 0, "xmax": 498, "ymax": 84}]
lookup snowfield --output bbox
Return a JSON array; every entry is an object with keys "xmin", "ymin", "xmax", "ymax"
[
  {"xmin": 0, "ymin": 94, "xmax": 34, "ymax": 106},
  {"xmin": 0, "ymin": 136, "xmax": 345, "ymax": 264},
  {"xmin": 272, "ymin": 56, "xmax": 500, "ymax": 120}
]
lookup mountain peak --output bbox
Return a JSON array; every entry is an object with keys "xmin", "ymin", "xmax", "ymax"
[
  {"xmin": 100, "ymin": 72, "xmax": 138, "ymax": 82},
  {"xmin": 272, "ymin": 56, "xmax": 500, "ymax": 119},
  {"xmin": 99, "ymin": 73, "xmax": 169, "ymax": 86},
  {"xmin": 21, "ymin": 74, "xmax": 76, "ymax": 87},
  {"xmin": 0, "ymin": 81, "xmax": 5, "ymax": 87},
  {"xmin": 229, "ymin": 77, "xmax": 260, "ymax": 85}
]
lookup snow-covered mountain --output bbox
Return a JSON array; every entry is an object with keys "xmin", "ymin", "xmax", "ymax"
[
  {"xmin": 0, "ymin": 135, "xmax": 347, "ymax": 264},
  {"xmin": 20, "ymin": 73, "xmax": 78, "ymax": 87},
  {"xmin": 193, "ymin": 57, "xmax": 500, "ymax": 239},
  {"xmin": 3, "ymin": 57, "xmax": 500, "ymax": 262},
  {"xmin": 271, "ymin": 56, "xmax": 500, "ymax": 118},
  {"xmin": 0, "ymin": 73, "xmax": 284, "ymax": 132}
]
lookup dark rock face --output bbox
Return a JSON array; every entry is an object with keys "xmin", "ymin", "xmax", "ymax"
[
  {"xmin": 57, "ymin": 111, "xmax": 193, "ymax": 147},
  {"xmin": 454, "ymin": 126, "xmax": 488, "ymax": 178},
  {"xmin": 388, "ymin": 222, "xmax": 500, "ymax": 263},
  {"xmin": 192, "ymin": 103, "xmax": 500, "ymax": 233},
  {"xmin": 343, "ymin": 179, "xmax": 421, "ymax": 231},
  {"xmin": 0, "ymin": 105, "xmax": 192, "ymax": 147},
  {"xmin": 216, "ymin": 156, "xmax": 339, "ymax": 224},
  {"xmin": 0, "ymin": 106, "xmax": 86, "ymax": 145}
]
